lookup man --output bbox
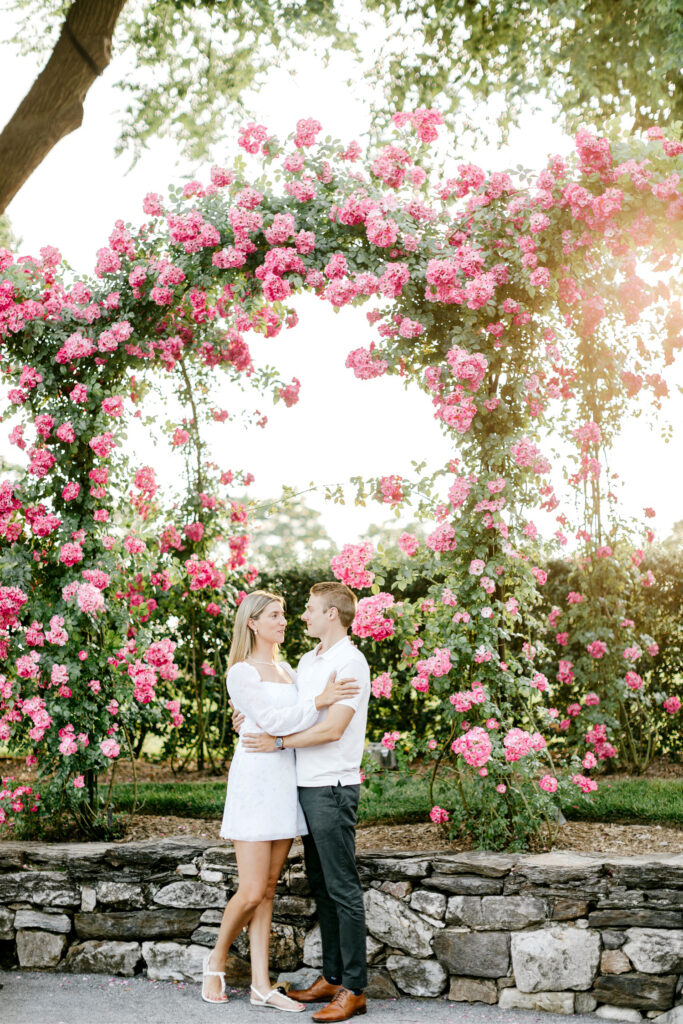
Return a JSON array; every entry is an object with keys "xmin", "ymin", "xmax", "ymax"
[{"xmin": 240, "ymin": 580, "xmax": 371, "ymax": 1022}]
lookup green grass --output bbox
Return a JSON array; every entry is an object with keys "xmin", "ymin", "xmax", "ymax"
[
  {"xmin": 563, "ymin": 777, "xmax": 683, "ymax": 827},
  {"xmin": 111, "ymin": 773, "xmax": 683, "ymax": 828}
]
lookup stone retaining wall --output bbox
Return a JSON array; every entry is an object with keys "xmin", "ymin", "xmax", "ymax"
[{"xmin": 1, "ymin": 839, "xmax": 682, "ymax": 1022}]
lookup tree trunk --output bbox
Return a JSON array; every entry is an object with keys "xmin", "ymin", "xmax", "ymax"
[{"xmin": 0, "ymin": 0, "xmax": 128, "ymax": 214}]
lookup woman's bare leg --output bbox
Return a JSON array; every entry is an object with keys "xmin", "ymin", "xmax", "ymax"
[
  {"xmin": 204, "ymin": 840, "xmax": 272, "ymax": 1002},
  {"xmin": 248, "ymin": 838, "xmax": 292, "ymax": 993}
]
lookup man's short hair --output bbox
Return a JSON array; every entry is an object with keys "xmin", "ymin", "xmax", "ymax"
[{"xmin": 310, "ymin": 581, "xmax": 357, "ymax": 629}]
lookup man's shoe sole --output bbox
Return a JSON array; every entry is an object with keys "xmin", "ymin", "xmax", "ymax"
[{"xmin": 312, "ymin": 1009, "xmax": 367, "ymax": 1022}]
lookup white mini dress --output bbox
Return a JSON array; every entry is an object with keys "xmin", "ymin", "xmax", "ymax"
[{"xmin": 220, "ymin": 661, "xmax": 318, "ymax": 842}]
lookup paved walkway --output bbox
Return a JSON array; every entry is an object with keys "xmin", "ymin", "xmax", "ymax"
[{"xmin": 0, "ymin": 972, "xmax": 610, "ymax": 1024}]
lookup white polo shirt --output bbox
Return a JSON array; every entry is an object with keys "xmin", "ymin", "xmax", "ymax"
[{"xmin": 294, "ymin": 635, "xmax": 371, "ymax": 787}]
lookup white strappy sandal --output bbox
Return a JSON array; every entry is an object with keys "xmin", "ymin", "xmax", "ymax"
[
  {"xmin": 250, "ymin": 984, "xmax": 306, "ymax": 1013},
  {"xmin": 201, "ymin": 953, "xmax": 227, "ymax": 1004}
]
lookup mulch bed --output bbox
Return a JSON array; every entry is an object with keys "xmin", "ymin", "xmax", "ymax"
[{"xmin": 115, "ymin": 813, "xmax": 682, "ymax": 857}]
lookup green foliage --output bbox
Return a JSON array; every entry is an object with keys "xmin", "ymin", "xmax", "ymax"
[
  {"xmin": 538, "ymin": 540, "xmax": 683, "ymax": 772},
  {"xmin": 366, "ymin": 0, "xmax": 683, "ymax": 133},
  {"xmin": 5, "ymin": 0, "xmax": 680, "ymax": 169},
  {"xmin": 0, "ymin": 214, "xmax": 18, "ymax": 250},
  {"xmin": 246, "ymin": 494, "xmax": 334, "ymax": 569}
]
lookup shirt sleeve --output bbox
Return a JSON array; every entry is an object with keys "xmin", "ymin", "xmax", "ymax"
[
  {"xmin": 226, "ymin": 662, "xmax": 318, "ymax": 735},
  {"xmin": 334, "ymin": 655, "xmax": 371, "ymax": 712}
]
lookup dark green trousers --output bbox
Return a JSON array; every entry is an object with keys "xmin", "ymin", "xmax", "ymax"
[{"xmin": 298, "ymin": 784, "xmax": 367, "ymax": 991}]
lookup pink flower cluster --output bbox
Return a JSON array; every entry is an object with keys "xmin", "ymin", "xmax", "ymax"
[
  {"xmin": 452, "ymin": 726, "xmax": 492, "ymax": 768},
  {"xmin": 371, "ymin": 672, "xmax": 393, "ymax": 699},
  {"xmin": 352, "ymin": 593, "xmax": 395, "ymax": 641},
  {"xmin": 330, "ymin": 543, "xmax": 375, "ymax": 590},
  {"xmin": 381, "ymin": 730, "xmax": 401, "ymax": 750},
  {"xmin": 503, "ymin": 728, "xmax": 546, "ymax": 762}
]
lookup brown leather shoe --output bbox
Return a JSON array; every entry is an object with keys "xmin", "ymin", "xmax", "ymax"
[
  {"xmin": 287, "ymin": 976, "xmax": 343, "ymax": 1003},
  {"xmin": 312, "ymin": 989, "xmax": 367, "ymax": 1022}
]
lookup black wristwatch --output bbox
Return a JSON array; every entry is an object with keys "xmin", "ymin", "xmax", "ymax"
[{"xmin": 274, "ymin": 736, "xmax": 284, "ymax": 750}]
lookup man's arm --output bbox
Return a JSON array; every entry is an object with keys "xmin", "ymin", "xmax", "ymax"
[{"xmin": 241, "ymin": 705, "xmax": 354, "ymax": 752}]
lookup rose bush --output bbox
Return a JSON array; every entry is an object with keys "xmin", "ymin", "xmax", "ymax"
[{"xmin": 1, "ymin": 112, "xmax": 681, "ymax": 842}]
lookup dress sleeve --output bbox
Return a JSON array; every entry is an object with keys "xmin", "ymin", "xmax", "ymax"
[{"xmin": 227, "ymin": 662, "xmax": 318, "ymax": 735}]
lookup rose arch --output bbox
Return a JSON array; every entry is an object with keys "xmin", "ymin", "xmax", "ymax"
[{"xmin": 0, "ymin": 111, "xmax": 681, "ymax": 844}]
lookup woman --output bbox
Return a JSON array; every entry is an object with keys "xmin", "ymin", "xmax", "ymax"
[{"xmin": 202, "ymin": 590, "xmax": 359, "ymax": 1010}]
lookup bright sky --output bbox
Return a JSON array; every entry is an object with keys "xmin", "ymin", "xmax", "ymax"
[{"xmin": 1, "ymin": 15, "xmax": 681, "ymax": 547}]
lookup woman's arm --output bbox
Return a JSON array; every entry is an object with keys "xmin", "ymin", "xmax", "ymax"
[
  {"xmin": 241, "ymin": 705, "xmax": 355, "ymax": 752},
  {"xmin": 228, "ymin": 665, "xmax": 359, "ymax": 737}
]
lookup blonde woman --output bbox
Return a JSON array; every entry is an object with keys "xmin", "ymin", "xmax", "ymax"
[{"xmin": 202, "ymin": 590, "xmax": 359, "ymax": 1011}]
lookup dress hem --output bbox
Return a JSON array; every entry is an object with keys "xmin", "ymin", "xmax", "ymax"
[{"xmin": 219, "ymin": 831, "xmax": 307, "ymax": 842}]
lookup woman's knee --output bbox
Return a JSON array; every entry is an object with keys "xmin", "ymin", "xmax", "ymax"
[
  {"xmin": 236, "ymin": 885, "xmax": 267, "ymax": 912},
  {"xmin": 263, "ymin": 878, "xmax": 278, "ymax": 902}
]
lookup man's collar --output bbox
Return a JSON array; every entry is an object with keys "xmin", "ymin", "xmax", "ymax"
[{"xmin": 314, "ymin": 635, "xmax": 351, "ymax": 660}]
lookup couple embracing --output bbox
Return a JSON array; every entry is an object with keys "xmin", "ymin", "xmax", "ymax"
[{"xmin": 202, "ymin": 582, "xmax": 370, "ymax": 1021}]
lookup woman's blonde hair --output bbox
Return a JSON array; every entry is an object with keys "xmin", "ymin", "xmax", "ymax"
[{"xmin": 227, "ymin": 590, "xmax": 285, "ymax": 669}]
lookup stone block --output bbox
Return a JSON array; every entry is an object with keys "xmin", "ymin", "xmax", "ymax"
[
  {"xmin": 303, "ymin": 923, "xmax": 322, "ymax": 967},
  {"xmin": 16, "ymin": 929, "xmax": 67, "ymax": 968},
  {"xmin": 277, "ymin": 967, "xmax": 321, "ymax": 992},
  {"xmin": 152, "ymin": 880, "xmax": 227, "ymax": 908},
  {"xmin": 190, "ymin": 926, "xmax": 219, "ymax": 946},
  {"xmin": 552, "ymin": 898, "xmax": 590, "ymax": 920},
  {"xmin": 62, "ymin": 939, "xmax": 141, "ymax": 976},
  {"xmin": 601, "ymin": 949, "xmax": 633, "ymax": 974},
  {"xmin": 0, "ymin": 906, "xmax": 14, "ymax": 940},
  {"xmin": 607, "ymin": 861, "xmax": 683, "ymax": 891},
  {"xmin": 575, "ymin": 992, "xmax": 599, "ymax": 1013},
  {"xmin": 379, "ymin": 880, "xmax": 413, "ymax": 899},
  {"xmin": 96, "ymin": 881, "xmax": 145, "ymax": 908},
  {"xmin": 75, "ymin": 908, "xmax": 202, "ymax": 940},
  {"xmin": 446, "ymin": 894, "xmax": 546, "ymax": 930},
  {"xmin": 0, "ymin": 870, "xmax": 80, "ymax": 907},
  {"xmin": 142, "ymin": 940, "xmax": 207, "ymax": 982},
  {"xmin": 272, "ymin": 895, "xmax": 317, "ymax": 923},
  {"xmin": 498, "ymin": 987, "xmax": 575, "ymax": 1014},
  {"xmin": 433, "ymin": 929, "xmax": 510, "ymax": 978},
  {"xmin": 509, "ymin": 852, "xmax": 605, "ymax": 887},
  {"xmin": 385, "ymin": 954, "xmax": 447, "ymax": 997},
  {"xmin": 200, "ymin": 909, "xmax": 223, "ymax": 925},
  {"xmin": 106, "ymin": 838, "xmax": 213, "ymax": 872},
  {"xmin": 592, "ymin": 973, "xmax": 677, "ymax": 1011},
  {"xmin": 410, "ymin": 890, "xmax": 446, "ymax": 920},
  {"xmin": 511, "ymin": 926, "xmax": 600, "ymax": 992},
  {"xmin": 431, "ymin": 852, "xmax": 518, "ymax": 877},
  {"xmin": 623, "ymin": 929, "xmax": 683, "ymax": 974},
  {"xmin": 367, "ymin": 935, "xmax": 384, "ymax": 962},
  {"xmin": 286, "ymin": 863, "xmax": 312, "ymax": 896},
  {"xmin": 366, "ymin": 968, "xmax": 400, "ymax": 999},
  {"xmin": 200, "ymin": 869, "xmax": 224, "ymax": 883},
  {"xmin": 596, "ymin": 1006, "xmax": 643, "ymax": 1022},
  {"xmin": 591, "ymin": 910, "xmax": 683, "ymax": 929},
  {"xmin": 14, "ymin": 910, "xmax": 71, "ymax": 934},
  {"xmin": 652, "ymin": 1007, "xmax": 683, "ymax": 1024},
  {"xmin": 448, "ymin": 976, "xmax": 498, "ymax": 1004},
  {"xmin": 357, "ymin": 855, "xmax": 431, "ymax": 882},
  {"xmin": 81, "ymin": 886, "xmax": 96, "ymax": 913},
  {"xmin": 177, "ymin": 863, "xmax": 199, "ymax": 877},
  {"xmin": 224, "ymin": 952, "xmax": 252, "ymax": 986},
  {"xmin": 603, "ymin": 930, "xmax": 628, "ymax": 949},
  {"xmin": 270, "ymin": 923, "xmax": 304, "ymax": 971},
  {"xmin": 364, "ymin": 889, "xmax": 435, "ymax": 958},
  {"xmin": 424, "ymin": 874, "xmax": 503, "ymax": 895}
]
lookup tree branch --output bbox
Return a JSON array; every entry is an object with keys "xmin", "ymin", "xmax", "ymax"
[{"xmin": 0, "ymin": 0, "xmax": 128, "ymax": 214}]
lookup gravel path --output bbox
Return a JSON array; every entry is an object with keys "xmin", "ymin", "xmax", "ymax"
[{"xmin": 0, "ymin": 971, "xmax": 609, "ymax": 1024}]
